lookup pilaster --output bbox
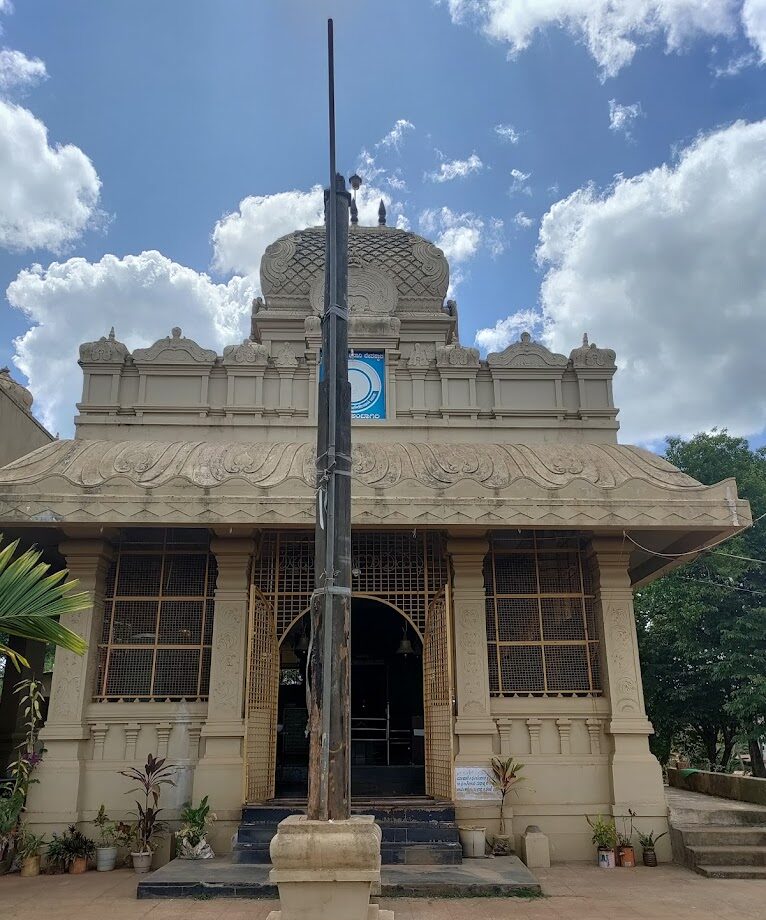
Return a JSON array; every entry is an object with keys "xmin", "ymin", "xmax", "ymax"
[
  {"xmin": 447, "ymin": 537, "xmax": 496, "ymax": 761},
  {"xmin": 192, "ymin": 537, "xmax": 253, "ymax": 821},
  {"xmin": 26, "ymin": 539, "xmax": 113, "ymax": 825},
  {"xmin": 587, "ymin": 537, "xmax": 667, "ymax": 818}
]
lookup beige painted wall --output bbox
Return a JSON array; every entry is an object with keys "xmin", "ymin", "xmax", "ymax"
[{"xmin": 0, "ymin": 388, "xmax": 53, "ymax": 467}]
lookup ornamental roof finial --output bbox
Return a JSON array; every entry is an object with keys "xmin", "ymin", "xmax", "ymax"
[{"xmin": 378, "ymin": 199, "xmax": 386, "ymax": 226}]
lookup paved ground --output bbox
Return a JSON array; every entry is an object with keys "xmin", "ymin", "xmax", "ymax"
[{"xmin": 2, "ymin": 862, "xmax": 765, "ymax": 920}]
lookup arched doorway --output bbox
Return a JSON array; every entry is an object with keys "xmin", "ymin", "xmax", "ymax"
[{"xmin": 275, "ymin": 597, "xmax": 425, "ymax": 798}]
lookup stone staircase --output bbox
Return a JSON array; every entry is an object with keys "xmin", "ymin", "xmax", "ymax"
[
  {"xmin": 232, "ymin": 798, "xmax": 463, "ymax": 866},
  {"xmin": 668, "ymin": 787, "xmax": 766, "ymax": 879}
]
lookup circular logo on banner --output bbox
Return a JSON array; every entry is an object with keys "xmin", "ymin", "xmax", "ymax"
[{"xmin": 349, "ymin": 357, "xmax": 383, "ymax": 414}]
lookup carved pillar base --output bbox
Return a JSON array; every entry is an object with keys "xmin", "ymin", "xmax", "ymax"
[{"xmin": 267, "ymin": 815, "xmax": 391, "ymax": 920}]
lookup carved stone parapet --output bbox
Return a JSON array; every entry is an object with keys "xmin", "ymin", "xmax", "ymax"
[
  {"xmin": 133, "ymin": 327, "xmax": 217, "ymax": 365},
  {"xmin": 586, "ymin": 718, "xmax": 602, "ymax": 755},
  {"xmin": 569, "ymin": 334, "xmax": 616, "ymax": 369},
  {"xmin": 124, "ymin": 722, "xmax": 141, "ymax": 760},
  {"xmin": 526, "ymin": 718, "xmax": 542, "ymax": 754},
  {"xmin": 78, "ymin": 327, "xmax": 128, "ymax": 365},
  {"xmin": 436, "ymin": 343, "xmax": 479, "ymax": 367},
  {"xmin": 223, "ymin": 339, "xmax": 269, "ymax": 365},
  {"xmin": 89, "ymin": 722, "xmax": 108, "ymax": 760},
  {"xmin": 487, "ymin": 332, "xmax": 567, "ymax": 369}
]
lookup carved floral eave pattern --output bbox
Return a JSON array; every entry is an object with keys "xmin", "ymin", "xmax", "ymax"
[{"xmin": 0, "ymin": 439, "xmax": 749, "ymax": 532}]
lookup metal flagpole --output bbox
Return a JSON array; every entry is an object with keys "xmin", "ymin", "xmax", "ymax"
[{"xmin": 307, "ymin": 17, "xmax": 352, "ymax": 822}]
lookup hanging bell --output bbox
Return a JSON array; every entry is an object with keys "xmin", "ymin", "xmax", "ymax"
[{"xmin": 396, "ymin": 636, "xmax": 415, "ymax": 657}]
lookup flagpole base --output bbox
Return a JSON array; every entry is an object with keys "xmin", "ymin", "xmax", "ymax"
[{"xmin": 267, "ymin": 814, "xmax": 392, "ymax": 920}]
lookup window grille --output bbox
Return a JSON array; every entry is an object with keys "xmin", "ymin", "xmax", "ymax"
[
  {"xmin": 96, "ymin": 529, "xmax": 216, "ymax": 701},
  {"xmin": 252, "ymin": 530, "xmax": 448, "ymax": 640},
  {"xmin": 484, "ymin": 531, "xmax": 601, "ymax": 696}
]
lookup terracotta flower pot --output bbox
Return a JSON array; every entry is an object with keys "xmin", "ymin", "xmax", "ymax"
[
  {"xmin": 20, "ymin": 855, "xmax": 40, "ymax": 877},
  {"xmin": 69, "ymin": 856, "xmax": 88, "ymax": 874},
  {"xmin": 617, "ymin": 845, "xmax": 636, "ymax": 867},
  {"xmin": 643, "ymin": 847, "xmax": 658, "ymax": 867}
]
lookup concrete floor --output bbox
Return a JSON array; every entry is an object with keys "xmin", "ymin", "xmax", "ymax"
[{"xmin": 2, "ymin": 862, "xmax": 765, "ymax": 920}]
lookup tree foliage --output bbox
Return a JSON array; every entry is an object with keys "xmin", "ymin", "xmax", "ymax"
[{"xmin": 635, "ymin": 431, "xmax": 766, "ymax": 775}]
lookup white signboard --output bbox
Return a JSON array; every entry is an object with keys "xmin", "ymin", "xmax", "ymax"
[{"xmin": 455, "ymin": 766, "xmax": 500, "ymax": 801}]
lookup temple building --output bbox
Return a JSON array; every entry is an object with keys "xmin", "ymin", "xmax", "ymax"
[{"xmin": 0, "ymin": 215, "xmax": 750, "ymax": 863}]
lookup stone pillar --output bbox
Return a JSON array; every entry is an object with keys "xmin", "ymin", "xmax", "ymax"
[
  {"xmin": 587, "ymin": 538, "xmax": 667, "ymax": 822},
  {"xmin": 192, "ymin": 537, "xmax": 253, "ymax": 843},
  {"xmin": 448, "ymin": 537, "xmax": 496, "ymax": 761},
  {"xmin": 26, "ymin": 539, "xmax": 113, "ymax": 827}
]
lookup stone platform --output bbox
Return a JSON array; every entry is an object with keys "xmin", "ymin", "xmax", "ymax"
[{"xmin": 136, "ymin": 855, "xmax": 541, "ymax": 900}]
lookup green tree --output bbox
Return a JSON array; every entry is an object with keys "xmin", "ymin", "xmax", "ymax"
[
  {"xmin": 0, "ymin": 536, "xmax": 90, "ymax": 671},
  {"xmin": 635, "ymin": 432, "xmax": 766, "ymax": 775}
]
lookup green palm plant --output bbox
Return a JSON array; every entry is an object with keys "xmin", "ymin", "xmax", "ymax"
[{"xmin": 0, "ymin": 535, "xmax": 90, "ymax": 671}]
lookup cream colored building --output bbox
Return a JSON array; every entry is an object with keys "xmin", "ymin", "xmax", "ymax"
[{"xmin": 0, "ymin": 220, "xmax": 750, "ymax": 863}]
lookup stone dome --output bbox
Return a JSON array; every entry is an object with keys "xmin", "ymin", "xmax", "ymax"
[{"xmin": 259, "ymin": 224, "xmax": 449, "ymax": 313}]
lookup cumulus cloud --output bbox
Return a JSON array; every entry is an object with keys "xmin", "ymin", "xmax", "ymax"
[
  {"xmin": 420, "ymin": 207, "xmax": 504, "ymax": 293},
  {"xmin": 0, "ymin": 100, "xmax": 101, "ymax": 252},
  {"xmin": 376, "ymin": 118, "xmax": 415, "ymax": 150},
  {"xmin": 743, "ymin": 0, "xmax": 766, "ymax": 59},
  {"xmin": 441, "ymin": 0, "xmax": 742, "ymax": 78},
  {"xmin": 494, "ymin": 123, "xmax": 520, "ymax": 143},
  {"xmin": 8, "ymin": 252, "xmax": 253, "ymax": 434},
  {"xmin": 474, "ymin": 309, "xmax": 543, "ymax": 353},
  {"xmin": 523, "ymin": 119, "xmax": 766, "ymax": 442},
  {"xmin": 0, "ymin": 49, "xmax": 46, "ymax": 92},
  {"xmin": 608, "ymin": 99, "xmax": 643, "ymax": 138},
  {"xmin": 426, "ymin": 152, "xmax": 484, "ymax": 182}
]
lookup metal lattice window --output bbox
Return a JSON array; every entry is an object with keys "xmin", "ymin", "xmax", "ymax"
[
  {"xmin": 96, "ymin": 529, "xmax": 216, "ymax": 701},
  {"xmin": 252, "ymin": 530, "xmax": 448, "ymax": 640},
  {"xmin": 485, "ymin": 532, "xmax": 601, "ymax": 697}
]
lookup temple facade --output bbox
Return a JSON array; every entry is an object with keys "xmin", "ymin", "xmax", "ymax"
[{"xmin": 0, "ymin": 219, "xmax": 750, "ymax": 863}]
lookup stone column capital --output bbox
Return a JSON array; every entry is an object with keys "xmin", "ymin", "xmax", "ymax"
[{"xmin": 58, "ymin": 539, "xmax": 114, "ymax": 579}]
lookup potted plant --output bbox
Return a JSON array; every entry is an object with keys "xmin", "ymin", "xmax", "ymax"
[
  {"xmin": 485, "ymin": 757, "xmax": 525, "ymax": 855},
  {"xmin": 616, "ymin": 809, "xmax": 637, "ymax": 867},
  {"xmin": 16, "ymin": 824, "xmax": 46, "ymax": 877},
  {"xmin": 176, "ymin": 795, "xmax": 217, "ymax": 859},
  {"xmin": 120, "ymin": 753, "xmax": 175, "ymax": 873},
  {"xmin": 586, "ymin": 814, "xmax": 618, "ymax": 868},
  {"xmin": 46, "ymin": 824, "xmax": 96, "ymax": 874},
  {"xmin": 637, "ymin": 829, "xmax": 668, "ymax": 867},
  {"xmin": 93, "ymin": 804, "xmax": 120, "ymax": 871}
]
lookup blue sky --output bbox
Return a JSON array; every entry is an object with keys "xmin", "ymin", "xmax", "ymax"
[{"xmin": 1, "ymin": 0, "xmax": 766, "ymax": 446}]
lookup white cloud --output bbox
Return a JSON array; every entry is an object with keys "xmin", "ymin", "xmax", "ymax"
[
  {"xmin": 514, "ymin": 211, "xmax": 534, "ymax": 228},
  {"xmin": 743, "ymin": 0, "xmax": 766, "ymax": 59},
  {"xmin": 376, "ymin": 118, "xmax": 415, "ymax": 150},
  {"xmin": 509, "ymin": 167, "xmax": 532, "ymax": 195},
  {"xmin": 0, "ymin": 100, "xmax": 101, "ymax": 252},
  {"xmin": 713, "ymin": 50, "xmax": 759, "ymax": 76},
  {"xmin": 475, "ymin": 309, "xmax": 543, "ymax": 353},
  {"xmin": 8, "ymin": 251, "xmax": 253, "ymax": 434},
  {"xmin": 442, "ymin": 0, "xmax": 740, "ymax": 78},
  {"xmin": 527, "ymin": 119, "xmax": 766, "ymax": 442},
  {"xmin": 426, "ymin": 152, "xmax": 484, "ymax": 183},
  {"xmin": 608, "ymin": 99, "xmax": 643, "ymax": 137},
  {"xmin": 494, "ymin": 123, "xmax": 520, "ymax": 143},
  {"xmin": 212, "ymin": 187, "xmax": 325, "ymax": 277},
  {"xmin": 420, "ymin": 207, "xmax": 504, "ymax": 294},
  {"xmin": 0, "ymin": 49, "xmax": 46, "ymax": 92}
]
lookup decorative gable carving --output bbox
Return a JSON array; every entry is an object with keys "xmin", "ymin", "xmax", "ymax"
[
  {"xmin": 569, "ymin": 333, "xmax": 616, "ymax": 368},
  {"xmin": 436, "ymin": 343, "xmax": 479, "ymax": 367},
  {"xmin": 274, "ymin": 342, "xmax": 299, "ymax": 368},
  {"xmin": 78, "ymin": 327, "xmax": 128, "ymax": 364},
  {"xmin": 309, "ymin": 263, "xmax": 397, "ymax": 315},
  {"xmin": 487, "ymin": 332, "xmax": 567, "ymax": 369},
  {"xmin": 407, "ymin": 343, "xmax": 431, "ymax": 368},
  {"xmin": 0, "ymin": 367, "xmax": 33, "ymax": 411},
  {"xmin": 222, "ymin": 339, "xmax": 269, "ymax": 365},
  {"xmin": 132, "ymin": 327, "xmax": 217, "ymax": 364}
]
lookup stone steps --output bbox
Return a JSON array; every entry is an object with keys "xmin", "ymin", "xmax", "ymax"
[
  {"xmin": 233, "ymin": 799, "xmax": 462, "ymax": 866},
  {"xmin": 668, "ymin": 791, "xmax": 766, "ymax": 880}
]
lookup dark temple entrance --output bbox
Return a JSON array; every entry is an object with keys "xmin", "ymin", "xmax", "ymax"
[{"xmin": 275, "ymin": 597, "xmax": 425, "ymax": 798}]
